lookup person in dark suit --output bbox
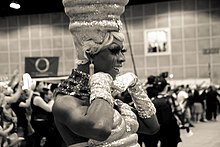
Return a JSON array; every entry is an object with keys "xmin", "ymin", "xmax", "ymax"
[{"xmin": 139, "ymin": 75, "xmax": 181, "ymax": 147}]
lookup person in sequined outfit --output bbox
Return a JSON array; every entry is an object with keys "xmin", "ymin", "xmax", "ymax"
[{"xmin": 52, "ymin": 0, "xmax": 160, "ymax": 147}]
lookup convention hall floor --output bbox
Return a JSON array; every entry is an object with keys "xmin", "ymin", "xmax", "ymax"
[{"xmin": 178, "ymin": 115, "xmax": 220, "ymax": 147}]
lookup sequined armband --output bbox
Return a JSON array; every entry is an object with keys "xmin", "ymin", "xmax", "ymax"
[
  {"xmin": 128, "ymin": 80, "xmax": 156, "ymax": 119},
  {"xmin": 90, "ymin": 72, "xmax": 114, "ymax": 107}
]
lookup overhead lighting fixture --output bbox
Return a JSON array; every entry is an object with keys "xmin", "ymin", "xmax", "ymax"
[{"xmin": 10, "ymin": 1, "xmax": 21, "ymax": 9}]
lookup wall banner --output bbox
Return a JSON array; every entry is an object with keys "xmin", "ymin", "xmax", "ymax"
[{"xmin": 25, "ymin": 57, "xmax": 59, "ymax": 77}]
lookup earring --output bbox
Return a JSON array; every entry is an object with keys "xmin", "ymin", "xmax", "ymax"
[{"xmin": 89, "ymin": 59, "xmax": 94, "ymax": 76}]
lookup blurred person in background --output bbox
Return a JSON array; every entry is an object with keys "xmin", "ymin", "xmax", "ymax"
[
  {"xmin": 197, "ymin": 84, "xmax": 208, "ymax": 122},
  {"xmin": 205, "ymin": 85, "xmax": 220, "ymax": 121},
  {"xmin": 138, "ymin": 75, "xmax": 181, "ymax": 147},
  {"xmin": 176, "ymin": 85, "xmax": 194, "ymax": 130},
  {"xmin": 189, "ymin": 85, "xmax": 203, "ymax": 123},
  {"xmin": 30, "ymin": 81, "xmax": 54, "ymax": 147},
  {"xmin": 0, "ymin": 82, "xmax": 24, "ymax": 147},
  {"xmin": 9, "ymin": 73, "xmax": 35, "ymax": 147}
]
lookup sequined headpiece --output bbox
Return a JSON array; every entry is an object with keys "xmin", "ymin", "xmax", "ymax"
[{"xmin": 63, "ymin": 0, "xmax": 129, "ymax": 64}]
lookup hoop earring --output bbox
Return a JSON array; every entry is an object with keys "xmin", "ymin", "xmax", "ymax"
[{"xmin": 89, "ymin": 59, "xmax": 94, "ymax": 76}]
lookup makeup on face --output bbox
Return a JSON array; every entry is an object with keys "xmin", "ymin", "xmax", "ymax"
[{"xmin": 108, "ymin": 39, "xmax": 127, "ymax": 56}]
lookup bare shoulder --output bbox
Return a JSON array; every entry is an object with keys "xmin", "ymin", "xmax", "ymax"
[{"xmin": 52, "ymin": 95, "xmax": 82, "ymax": 121}]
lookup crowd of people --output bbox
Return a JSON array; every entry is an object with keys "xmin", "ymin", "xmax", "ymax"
[{"xmin": 0, "ymin": 71, "xmax": 65, "ymax": 147}]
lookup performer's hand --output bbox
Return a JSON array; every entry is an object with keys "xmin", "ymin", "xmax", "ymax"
[
  {"xmin": 112, "ymin": 72, "xmax": 137, "ymax": 93},
  {"xmin": 90, "ymin": 72, "xmax": 113, "ymax": 88}
]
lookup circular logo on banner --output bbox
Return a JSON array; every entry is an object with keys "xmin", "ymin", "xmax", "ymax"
[{"xmin": 35, "ymin": 57, "xmax": 50, "ymax": 73}]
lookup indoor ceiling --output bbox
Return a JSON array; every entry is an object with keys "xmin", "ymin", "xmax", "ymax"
[{"xmin": 0, "ymin": 0, "xmax": 177, "ymax": 17}]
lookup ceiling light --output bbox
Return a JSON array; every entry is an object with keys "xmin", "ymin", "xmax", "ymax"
[{"xmin": 10, "ymin": 1, "xmax": 21, "ymax": 9}]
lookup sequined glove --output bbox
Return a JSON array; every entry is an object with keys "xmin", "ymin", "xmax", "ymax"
[
  {"xmin": 113, "ymin": 72, "xmax": 137, "ymax": 93},
  {"xmin": 90, "ymin": 72, "xmax": 114, "ymax": 107},
  {"xmin": 128, "ymin": 80, "xmax": 156, "ymax": 119}
]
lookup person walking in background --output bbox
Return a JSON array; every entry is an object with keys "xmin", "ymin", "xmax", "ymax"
[
  {"xmin": 176, "ymin": 85, "xmax": 194, "ymax": 130},
  {"xmin": 198, "ymin": 85, "xmax": 208, "ymax": 122},
  {"xmin": 205, "ymin": 85, "xmax": 220, "ymax": 121},
  {"xmin": 189, "ymin": 85, "xmax": 203, "ymax": 123},
  {"xmin": 138, "ymin": 75, "xmax": 181, "ymax": 147},
  {"xmin": 52, "ymin": 0, "xmax": 160, "ymax": 146}
]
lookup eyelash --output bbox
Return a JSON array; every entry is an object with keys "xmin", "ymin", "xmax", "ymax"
[
  {"xmin": 110, "ymin": 49, "xmax": 126, "ymax": 55},
  {"xmin": 121, "ymin": 48, "xmax": 127, "ymax": 53}
]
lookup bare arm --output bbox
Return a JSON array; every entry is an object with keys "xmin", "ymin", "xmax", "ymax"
[
  {"xmin": 33, "ymin": 96, "xmax": 54, "ymax": 112},
  {"xmin": 0, "ymin": 124, "xmax": 13, "ymax": 137},
  {"xmin": 19, "ymin": 90, "xmax": 33, "ymax": 108},
  {"xmin": 3, "ymin": 108, "xmax": 17, "ymax": 124},
  {"xmin": 52, "ymin": 95, "xmax": 114, "ymax": 141},
  {"xmin": 4, "ymin": 84, "xmax": 22, "ymax": 104}
]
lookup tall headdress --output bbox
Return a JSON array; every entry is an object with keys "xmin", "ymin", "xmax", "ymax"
[{"xmin": 63, "ymin": 0, "xmax": 129, "ymax": 65}]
